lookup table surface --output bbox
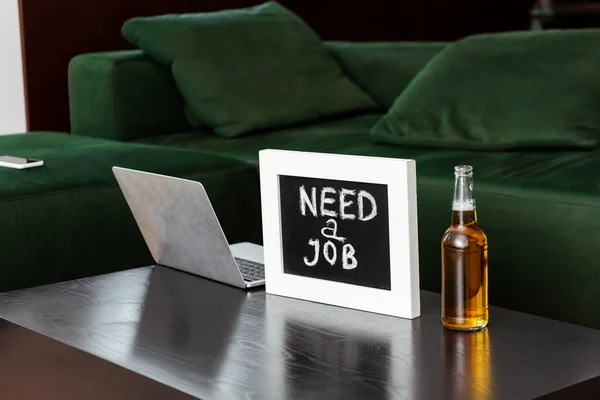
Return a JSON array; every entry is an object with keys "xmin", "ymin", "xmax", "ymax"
[
  {"xmin": 1, "ymin": 265, "xmax": 600, "ymax": 400},
  {"xmin": 0, "ymin": 319, "xmax": 194, "ymax": 399}
]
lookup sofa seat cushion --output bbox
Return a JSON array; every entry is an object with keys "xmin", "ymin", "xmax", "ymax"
[
  {"xmin": 340, "ymin": 142, "xmax": 600, "ymax": 204},
  {"xmin": 136, "ymin": 114, "xmax": 383, "ymax": 165},
  {"xmin": 337, "ymin": 140, "xmax": 600, "ymax": 328},
  {"xmin": 0, "ymin": 133, "xmax": 262, "ymax": 292},
  {"xmin": 0, "ymin": 133, "xmax": 245, "ymax": 199}
]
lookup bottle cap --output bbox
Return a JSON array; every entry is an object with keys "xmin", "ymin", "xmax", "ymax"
[{"xmin": 455, "ymin": 165, "xmax": 473, "ymax": 176}]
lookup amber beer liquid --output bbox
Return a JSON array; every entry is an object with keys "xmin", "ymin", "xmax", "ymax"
[{"xmin": 441, "ymin": 165, "xmax": 488, "ymax": 331}]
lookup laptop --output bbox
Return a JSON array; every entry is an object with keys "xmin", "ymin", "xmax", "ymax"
[{"xmin": 112, "ymin": 167, "xmax": 265, "ymax": 289}]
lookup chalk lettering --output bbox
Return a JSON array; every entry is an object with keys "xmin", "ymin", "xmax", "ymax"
[
  {"xmin": 299, "ymin": 186, "xmax": 317, "ymax": 217},
  {"xmin": 320, "ymin": 219, "xmax": 346, "ymax": 243},
  {"xmin": 300, "ymin": 186, "xmax": 377, "ymax": 221},
  {"xmin": 320, "ymin": 187, "xmax": 337, "ymax": 218},
  {"xmin": 323, "ymin": 240, "xmax": 337, "ymax": 265},
  {"xmin": 342, "ymin": 244, "xmax": 358, "ymax": 270},
  {"xmin": 339, "ymin": 189, "xmax": 356, "ymax": 220},
  {"xmin": 358, "ymin": 190, "xmax": 377, "ymax": 221},
  {"xmin": 303, "ymin": 239, "xmax": 320, "ymax": 267}
]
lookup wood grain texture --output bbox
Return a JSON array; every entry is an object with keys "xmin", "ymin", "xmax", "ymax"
[
  {"xmin": 1, "ymin": 265, "xmax": 599, "ymax": 399},
  {"xmin": 536, "ymin": 375, "xmax": 600, "ymax": 399},
  {"xmin": 0, "ymin": 319, "xmax": 194, "ymax": 399}
]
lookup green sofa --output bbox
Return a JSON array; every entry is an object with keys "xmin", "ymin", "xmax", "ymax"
[
  {"xmin": 66, "ymin": 41, "xmax": 600, "ymax": 329},
  {"xmin": 0, "ymin": 133, "xmax": 262, "ymax": 292}
]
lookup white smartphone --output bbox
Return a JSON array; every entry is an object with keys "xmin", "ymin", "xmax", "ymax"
[{"xmin": 0, "ymin": 156, "xmax": 44, "ymax": 170}]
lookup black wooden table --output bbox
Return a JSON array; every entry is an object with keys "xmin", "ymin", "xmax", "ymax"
[{"xmin": 1, "ymin": 265, "xmax": 600, "ymax": 399}]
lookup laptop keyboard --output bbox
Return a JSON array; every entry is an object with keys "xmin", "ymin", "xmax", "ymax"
[{"xmin": 235, "ymin": 258, "xmax": 265, "ymax": 282}]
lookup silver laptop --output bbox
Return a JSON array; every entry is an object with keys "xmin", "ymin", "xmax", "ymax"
[{"xmin": 113, "ymin": 167, "xmax": 265, "ymax": 289}]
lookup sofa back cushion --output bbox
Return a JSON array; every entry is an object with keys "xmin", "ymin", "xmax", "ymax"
[
  {"xmin": 122, "ymin": 1, "xmax": 378, "ymax": 138},
  {"xmin": 372, "ymin": 30, "xmax": 600, "ymax": 150},
  {"xmin": 328, "ymin": 42, "xmax": 446, "ymax": 108},
  {"xmin": 69, "ymin": 42, "xmax": 443, "ymax": 142}
]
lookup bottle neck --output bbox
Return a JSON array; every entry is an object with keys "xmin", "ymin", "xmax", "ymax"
[{"xmin": 451, "ymin": 173, "xmax": 478, "ymax": 226}]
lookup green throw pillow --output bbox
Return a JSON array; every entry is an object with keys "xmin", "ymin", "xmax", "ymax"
[
  {"xmin": 122, "ymin": 2, "xmax": 378, "ymax": 138},
  {"xmin": 372, "ymin": 30, "xmax": 600, "ymax": 150}
]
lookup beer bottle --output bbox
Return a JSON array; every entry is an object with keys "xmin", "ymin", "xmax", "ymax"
[{"xmin": 441, "ymin": 165, "xmax": 488, "ymax": 331}]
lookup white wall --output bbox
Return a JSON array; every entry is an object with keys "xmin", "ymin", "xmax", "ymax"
[{"xmin": 0, "ymin": 0, "xmax": 26, "ymax": 135}]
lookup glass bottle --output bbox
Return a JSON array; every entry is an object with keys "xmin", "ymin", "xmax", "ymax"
[{"xmin": 441, "ymin": 165, "xmax": 488, "ymax": 331}]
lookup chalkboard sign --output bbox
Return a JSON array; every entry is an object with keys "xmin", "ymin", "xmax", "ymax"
[
  {"xmin": 279, "ymin": 175, "xmax": 391, "ymax": 290},
  {"xmin": 260, "ymin": 150, "xmax": 420, "ymax": 319}
]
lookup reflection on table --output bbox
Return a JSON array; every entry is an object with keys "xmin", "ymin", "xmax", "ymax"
[{"xmin": 2, "ymin": 265, "xmax": 600, "ymax": 399}]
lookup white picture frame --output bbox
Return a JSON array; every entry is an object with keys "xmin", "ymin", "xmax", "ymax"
[{"xmin": 259, "ymin": 150, "xmax": 420, "ymax": 319}]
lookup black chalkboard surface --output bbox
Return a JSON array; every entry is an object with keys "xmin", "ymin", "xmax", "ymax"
[{"xmin": 279, "ymin": 175, "xmax": 391, "ymax": 290}]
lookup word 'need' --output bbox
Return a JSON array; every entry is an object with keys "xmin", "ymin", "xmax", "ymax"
[{"xmin": 299, "ymin": 186, "xmax": 377, "ymax": 221}]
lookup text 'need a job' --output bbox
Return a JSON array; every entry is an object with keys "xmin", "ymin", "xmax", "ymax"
[{"xmin": 298, "ymin": 185, "xmax": 378, "ymax": 270}]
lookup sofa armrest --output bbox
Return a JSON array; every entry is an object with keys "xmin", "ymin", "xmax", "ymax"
[
  {"xmin": 326, "ymin": 41, "xmax": 447, "ymax": 108},
  {"xmin": 69, "ymin": 50, "xmax": 192, "ymax": 141}
]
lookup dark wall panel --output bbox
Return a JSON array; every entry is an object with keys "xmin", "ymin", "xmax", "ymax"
[{"xmin": 19, "ymin": 0, "xmax": 535, "ymax": 134}]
